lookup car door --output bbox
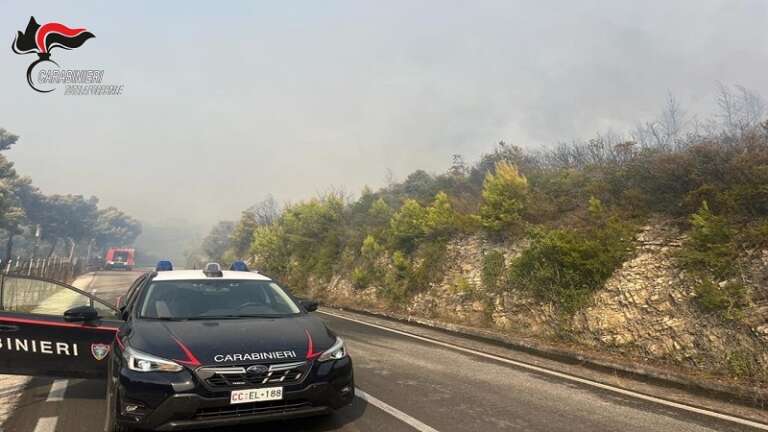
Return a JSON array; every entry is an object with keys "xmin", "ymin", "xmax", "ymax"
[
  {"xmin": 0, "ymin": 274, "xmax": 123, "ymax": 379},
  {"xmin": 116, "ymin": 272, "xmax": 147, "ymax": 311}
]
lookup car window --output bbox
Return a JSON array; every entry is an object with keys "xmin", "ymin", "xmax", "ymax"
[
  {"xmin": 139, "ymin": 280, "xmax": 301, "ymax": 319},
  {"xmin": 123, "ymin": 273, "xmax": 147, "ymax": 307},
  {"xmin": 0, "ymin": 275, "xmax": 116, "ymax": 318}
]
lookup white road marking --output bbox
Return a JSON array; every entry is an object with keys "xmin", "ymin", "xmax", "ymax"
[
  {"xmin": 32, "ymin": 417, "xmax": 57, "ymax": 432},
  {"xmin": 320, "ymin": 310, "xmax": 768, "ymax": 431},
  {"xmin": 46, "ymin": 379, "xmax": 68, "ymax": 402},
  {"xmin": 356, "ymin": 388, "xmax": 440, "ymax": 432}
]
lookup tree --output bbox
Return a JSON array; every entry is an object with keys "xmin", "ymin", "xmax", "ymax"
[
  {"xmin": 278, "ymin": 195, "xmax": 345, "ymax": 280},
  {"xmin": 469, "ymin": 141, "xmax": 528, "ymax": 187},
  {"xmin": 449, "ymin": 154, "xmax": 468, "ymax": 177},
  {"xmin": 93, "ymin": 207, "xmax": 142, "ymax": 250},
  {"xmin": 41, "ymin": 195, "xmax": 99, "ymax": 258},
  {"xmin": 400, "ymin": 170, "xmax": 438, "ymax": 203},
  {"xmin": 368, "ymin": 198, "xmax": 393, "ymax": 227},
  {"xmin": 249, "ymin": 194, "xmax": 280, "ymax": 226},
  {"xmin": 424, "ymin": 192, "xmax": 458, "ymax": 239},
  {"xmin": 228, "ymin": 195, "xmax": 281, "ymax": 259},
  {"xmin": 0, "ymin": 160, "xmax": 26, "ymax": 260},
  {"xmin": 388, "ymin": 199, "xmax": 427, "ymax": 252},
  {"xmin": 202, "ymin": 221, "xmax": 235, "ymax": 262},
  {"xmin": 0, "ymin": 129, "xmax": 24, "ymax": 259},
  {"xmin": 678, "ymin": 201, "xmax": 737, "ymax": 280},
  {"xmin": 478, "ymin": 161, "xmax": 528, "ymax": 235},
  {"xmin": 715, "ymin": 82, "xmax": 766, "ymax": 137},
  {"xmin": 229, "ymin": 210, "xmax": 258, "ymax": 258},
  {"xmin": 0, "ymin": 129, "xmax": 19, "ymax": 151}
]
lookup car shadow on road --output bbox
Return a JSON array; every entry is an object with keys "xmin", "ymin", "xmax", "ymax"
[
  {"xmin": 62, "ymin": 378, "xmax": 105, "ymax": 399},
  {"xmin": 199, "ymin": 397, "xmax": 369, "ymax": 432}
]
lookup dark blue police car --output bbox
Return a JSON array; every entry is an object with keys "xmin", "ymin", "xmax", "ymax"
[{"xmin": 0, "ymin": 262, "xmax": 354, "ymax": 431}]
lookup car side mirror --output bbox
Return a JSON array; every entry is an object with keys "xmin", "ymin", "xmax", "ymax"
[
  {"xmin": 301, "ymin": 300, "xmax": 319, "ymax": 312},
  {"xmin": 64, "ymin": 305, "xmax": 99, "ymax": 322},
  {"xmin": 115, "ymin": 295, "xmax": 124, "ymax": 309}
]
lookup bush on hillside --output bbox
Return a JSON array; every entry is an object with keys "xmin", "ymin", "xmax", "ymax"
[
  {"xmin": 693, "ymin": 278, "xmax": 749, "ymax": 320},
  {"xmin": 389, "ymin": 193, "xmax": 461, "ymax": 252},
  {"xmin": 678, "ymin": 201, "xmax": 738, "ymax": 279},
  {"xmin": 478, "ymin": 161, "xmax": 528, "ymax": 236},
  {"xmin": 509, "ymin": 198, "xmax": 634, "ymax": 313},
  {"xmin": 678, "ymin": 201, "xmax": 751, "ymax": 317},
  {"xmin": 481, "ymin": 249, "xmax": 505, "ymax": 292}
]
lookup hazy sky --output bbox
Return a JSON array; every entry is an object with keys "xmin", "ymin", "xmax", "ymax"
[{"xmin": 2, "ymin": 1, "xmax": 768, "ymax": 228}]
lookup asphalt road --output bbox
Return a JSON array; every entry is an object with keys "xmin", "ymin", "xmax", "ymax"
[{"xmin": 1, "ymin": 271, "xmax": 765, "ymax": 432}]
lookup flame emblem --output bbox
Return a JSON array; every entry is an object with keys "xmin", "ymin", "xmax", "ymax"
[{"xmin": 12, "ymin": 16, "xmax": 95, "ymax": 93}]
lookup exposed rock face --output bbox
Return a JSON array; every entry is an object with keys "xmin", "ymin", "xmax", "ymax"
[
  {"xmin": 574, "ymin": 221, "xmax": 695, "ymax": 359},
  {"xmin": 312, "ymin": 217, "xmax": 768, "ymax": 382}
]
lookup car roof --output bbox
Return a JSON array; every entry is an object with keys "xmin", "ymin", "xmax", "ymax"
[{"xmin": 151, "ymin": 270, "xmax": 273, "ymax": 282}]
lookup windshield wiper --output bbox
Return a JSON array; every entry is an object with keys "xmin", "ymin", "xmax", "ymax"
[{"xmin": 186, "ymin": 314, "xmax": 283, "ymax": 320}]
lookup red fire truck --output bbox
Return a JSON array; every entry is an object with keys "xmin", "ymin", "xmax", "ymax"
[{"xmin": 103, "ymin": 247, "xmax": 135, "ymax": 271}]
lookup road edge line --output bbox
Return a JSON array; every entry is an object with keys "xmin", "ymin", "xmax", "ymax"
[
  {"xmin": 321, "ymin": 310, "xmax": 768, "ymax": 431},
  {"xmin": 32, "ymin": 416, "xmax": 57, "ymax": 432}
]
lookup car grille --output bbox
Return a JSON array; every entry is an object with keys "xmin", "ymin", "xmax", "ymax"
[
  {"xmin": 196, "ymin": 361, "xmax": 307, "ymax": 388},
  {"xmin": 194, "ymin": 400, "xmax": 312, "ymax": 419}
]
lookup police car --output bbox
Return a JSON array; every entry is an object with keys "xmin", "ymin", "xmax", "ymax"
[{"xmin": 0, "ymin": 262, "xmax": 354, "ymax": 431}]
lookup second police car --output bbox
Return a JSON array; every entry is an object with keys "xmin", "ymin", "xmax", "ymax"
[{"xmin": 0, "ymin": 261, "xmax": 354, "ymax": 431}]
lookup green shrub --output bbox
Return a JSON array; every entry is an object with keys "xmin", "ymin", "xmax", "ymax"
[
  {"xmin": 725, "ymin": 350, "xmax": 763, "ymax": 380},
  {"xmin": 481, "ymin": 250, "xmax": 505, "ymax": 291},
  {"xmin": 351, "ymin": 235, "xmax": 386, "ymax": 290},
  {"xmin": 423, "ymin": 192, "xmax": 459, "ymax": 239},
  {"xmin": 351, "ymin": 266, "xmax": 372, "ymax": 289},
  {"xmin": 251, "ymin": 225, "xmax": 289, "ymax": 277},
  {"xmin": 389, "ymin": 193, "xmax": 461, "ymax": 252},
  {"xmin": 450, "ymin": 275, "xmax": 475, "ymax": 296},
  {"xmin": 478, "ymin": 161, "xmax": 528, "ymax": 235},
  {"xmin": 381, "ymin": 251, "xmax": 411, "ymax": 304},
  {"xmin": 678, "ymin": 201, "xmax": 738, "ymax": 280},
  {"xmin": 407, "ymin": 240, "xmax": 448, "ymax": 294},
  {"xmin": 388, "ymin": 199, "xmax": 427, "ymax": 252},
  {"xmin": 692, "ymin": 277, "xmax": 749, "ymax": 319},
  {"xmin": 377, "ymin": 240, "xmax": 448, "ymax": 304},
  {"xmin": 509, "ymin": 199, "xmax": 633, "ymax": 313},
  {"xmin": 361, "ymin": 234, "xmax": 384, "ymax": 261},
  {"xmin": 740, "ymin": 218, "xmax": 768, "ymax": 249},
  {"xmin": 677, "ymin": 201, "xmax": 752, "ymax": 318}
]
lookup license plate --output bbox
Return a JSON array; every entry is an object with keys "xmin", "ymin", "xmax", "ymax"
[{"xmin": 230, "ymin": 387, "xmax": 283, "ymax": 405}]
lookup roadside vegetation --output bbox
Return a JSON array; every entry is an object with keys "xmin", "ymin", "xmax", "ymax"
[
  {"xmin": 0, "ymin": 128, "xmax": 142, "ymax": 262},
  {"xmin": 202, "ymin": 84, "xmax": 768, "ymax": 320}
]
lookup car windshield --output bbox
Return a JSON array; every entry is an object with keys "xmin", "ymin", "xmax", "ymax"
[{"xmin": 139, "ymin": 280, "xmax": 301, "ymax": 319}]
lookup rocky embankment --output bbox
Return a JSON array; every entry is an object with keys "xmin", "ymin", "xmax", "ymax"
[{"xmin": 309, "ymin": 218, "xmax": 768, "ymax": 390}]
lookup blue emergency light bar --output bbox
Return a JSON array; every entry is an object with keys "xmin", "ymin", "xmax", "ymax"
[
  {"xmin": 156, "ymin": 260, "xmax": 173, "ymax": 271},
  {"xmin": 230, "ymin": 260, "xmax": 249, "ymax": 272}
]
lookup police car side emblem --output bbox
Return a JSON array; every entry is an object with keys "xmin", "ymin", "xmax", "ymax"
[{"xmin": 91, "ymin": 343, "xmax": 111, "ymax": 361}]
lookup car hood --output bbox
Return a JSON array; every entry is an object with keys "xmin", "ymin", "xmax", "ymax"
[{"xmin": 123, "ymin": 315, "xmax": 335, "ymax": 367}]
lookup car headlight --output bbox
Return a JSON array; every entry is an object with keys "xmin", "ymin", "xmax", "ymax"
[
  {"xmin": 123, "ymin": 346, "xmax": 183, "ymax": 372},
  {"xmin": 318, "ymin": 337, "xmax": 347, "ymax": 362}
]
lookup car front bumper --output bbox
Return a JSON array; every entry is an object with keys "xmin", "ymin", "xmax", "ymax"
[{"xmin": 115, "ymin": 357, "xmax": 354, "ymax": 431}]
